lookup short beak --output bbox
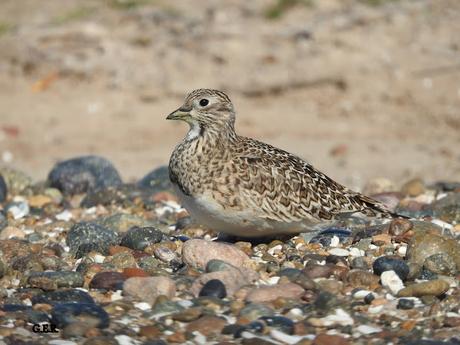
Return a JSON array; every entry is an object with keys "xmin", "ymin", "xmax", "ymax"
[{"xmin": 166, "ymin": 107, "xmax": 192, "ymax": 120}]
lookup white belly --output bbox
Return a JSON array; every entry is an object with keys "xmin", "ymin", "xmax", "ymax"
[{"xmin": 173, "ymin": 185, "xmax": 320, "ymax": 237}]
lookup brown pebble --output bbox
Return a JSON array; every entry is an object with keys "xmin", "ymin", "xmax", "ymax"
[
  {"xmin": 139, "ymin": 325, "xmax": 161, "ymax": 339},
  {"xmin": 346, "ymin": 270, "xmax": 380, "ymax": 290},
  {"xmin": 397, "ymin": 279, "xmax": 450, "ymax": 297},
  {"xmin": 172, "ymin": 307, "xmax": 203, "ymax": 322},
  {"xmin": 313, "ymin": 334, "xmax": 350, "ymax": 345},
  {"xmin": 388, "ymin": 219, "xmax": 413, "ymax": 236},
  {"xmin": 108, "ymin": 245, "xmax": 131, "ymax": 255},
  {"xmin": 245, "ymin": 283, "xmax": 304, "ymax": 303},
  {"xmin": 123, "ymin": 276, "xmax": 176, "ymax": 305},
  {"xmin": 167, "ymin": 331, "xmax": 187, "ymax": 343},
  {"xmin": 122, "ymin": 267, "xmax": 149, "ymax": 278},
  {"xmin": 186, "ymin": 316, "xmax": 226, "ymax": 336}
]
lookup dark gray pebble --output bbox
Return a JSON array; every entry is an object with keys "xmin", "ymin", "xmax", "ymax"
[
  {"xmin": 199, "ymin": 279, "xmax": 227, "ymax": 299},
  {"xmin": 373, "ymin": 256, "xmax": 409, "ymax": 281},
  {"xmin": 430, "ymin": 192, "xmax": 460, "ymax": 224},
  {"xmin": 48, "ymin": 155, "xmax": 122, "ymax": 195},
  {"xmin": 137, "ymin": 166, "xmax": 173, "ymax": 192},
  {"xmin": 259, "ymin": 316, "xmax": 294, "ymax": 334},
  {"xmin": 31, "ymin": 289, "xmax": 95, "ymax": 305},
  {"xmin": 89, "ymin": 271, "xmax": 126, "ymax": 291},
  {"xmin": 0, "ymin": 174, "xmax": 6, "ymax": 203},
  {"xmin": 309, "ymin": 228, "xmax": 351, "ymax": 246},
  {"xmin": 66, "ymin": 222, "xmax": 119, "ymax": 258},
  {"xmin": 51, "ymin": 303, "xmax": 110, "ymax": 329},
  {"xmin": 120, "ymin": 226, "xmax": 164, "ymax": 250},
  {"xmin": 397, "ymin": 298, "xmax": 415, "ymax": 309},
  {"xmin": 28, "ymin": 271, "xmax": 84, "ymax": 289}
]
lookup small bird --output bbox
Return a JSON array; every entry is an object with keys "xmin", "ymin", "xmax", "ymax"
[{"xmin": 167, "ymin": 89, "xmax": 394, "ymax": 238}]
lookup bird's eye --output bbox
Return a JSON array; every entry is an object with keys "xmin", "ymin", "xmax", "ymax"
[{"xmin": 199, "ymin": 99, "xmax": 209, "ymax": 107}]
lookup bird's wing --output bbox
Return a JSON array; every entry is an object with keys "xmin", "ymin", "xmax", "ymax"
[{"xmin": 230, "ymin": 137, "xmax": 390, "ymax": 223}]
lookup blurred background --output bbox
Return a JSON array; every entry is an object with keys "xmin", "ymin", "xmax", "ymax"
[{"xmin": 0, "ymin": 0, "xmax": 459, "ymax": 190}]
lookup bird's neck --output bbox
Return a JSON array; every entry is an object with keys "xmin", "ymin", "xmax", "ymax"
[{"xmin": 186, "ymin": 122, "xmax": 238, "ymax": 145}]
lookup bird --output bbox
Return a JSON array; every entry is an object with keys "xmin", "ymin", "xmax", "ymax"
[{"xmin": 167, "ymin": 88, "xmax": 395, "ymax": 238}]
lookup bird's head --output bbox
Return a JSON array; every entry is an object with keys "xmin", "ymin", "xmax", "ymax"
[{"xmin": 167, "ymin": 89, "xmax": 236, "ymax": 140}]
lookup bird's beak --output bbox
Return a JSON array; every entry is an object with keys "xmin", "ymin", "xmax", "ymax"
[{"xmin": 166, "ymin": 107, "xmax": 192, "ymax": 120}]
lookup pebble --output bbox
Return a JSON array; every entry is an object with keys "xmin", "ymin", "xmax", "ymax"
[
  {"xmin": 137, "ymin": 166, "xmax": 173, "ymax": 192},
  {"xmin": 309, "ymin": 228, "xmax": 351, "ymax": 246},
  {"xmin": 89, "ymin": 272, "xmax": 126, "ymax": 290},
  {"xmin": 406, "ymin": 232, "xmax": 460, "ymax": 270},
  {"xmin": 185, "ymin": 316, "xmax": 226, "ymax": 336},
  {"xmin": 239, "ymin": 303, "xmax": 275, "ymax": 321},
  {"xmin": 123, "ymin": 276, "xmax": 176, "ymax": 304},
  {"xmin": 313, "ymin": 334, "xmax": 350, "ymax": 345},
  {"xmin": 5, "ymin": 201, "xmax": 30, "ymax": 219},
  {"xmin": 373, "ymin": 256, "xmax": 410, "ymax": 281},
  {"xmin": 397, "ymin": 279, "xmax": 450, "ymax": 297},
  {"xmin": 51, "ymin": 303, "xmax": 110, "ymax": 328},
  {"xmin": 246, "ymin": 283, "xmax": 304, "ymax": 303},
  {"xmin": 199, "ymin": 279, "xmax": 227, "ymax": 299},
  {"xmin": 328, "ymin": 248, "xmax": 350, "ymax": 257},
  {"xmin": 260, "ymin": 316, "xmax": 295, "ymax": 334},
  {"xmin": 31, "ymin": 289, "xmax": 95, "ymax": 305},
  {"xmin": 0, "ymin": 173, "xmax": 7, "ymax": 202},
  {"xmin": 28, "ymin": 271, "xmax": 84, "ymax": 290},
  {"xmin": 191, "ymin": 265, "xmax": 258, "ymax": 297},
  {"xmin": 401, "ymin": 178, "xmax": 425, "ymax": 197},
  {"xmin": 98, "ymin": 213, "xmax": 158, "ymax": 234},
  {"xmin": 66, "ymin": 222, "xmax": 119, "ymax": 258},
  {"xmin": 430, "ymin": 192, "xmax": 460, "ymax": 223},
  {"xmin": 120, "ymin": 226, "xmax": 164, "ymax": 250},
  {"xmin": 182, "ymin": 239, "xmax": 252, "ymax": 270},
  {"xmin": 0, "ymin": 167, "xmax": 32, "ymax": 195},
  {"xmin": 0, "ymin": 226, "xmax": 26, "ymax": 239},
  {"xmin": 423, "ymin": 253, "xmax": 457, "ymax": 276},
  {"xmin": 397, "ymin": 298, "xmax": 415, "ymax": 309},
  {"xmin": 380, "ymin": 270, "xmax": 405, "ymax": 295},
  {"xmin": 47, "ymin": 155, "xmax": 122, "ymax": 195}
]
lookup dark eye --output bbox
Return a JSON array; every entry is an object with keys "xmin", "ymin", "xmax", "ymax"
[{"xmin": 199, "ymin": 99, "xmax": 209, "ymax": 107}]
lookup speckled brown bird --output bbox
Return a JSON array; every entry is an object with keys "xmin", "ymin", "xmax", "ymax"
[{"xmin": 167, "ymin": 89, "xmax": 394, "ymax": 237}]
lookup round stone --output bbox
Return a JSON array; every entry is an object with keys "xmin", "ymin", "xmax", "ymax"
[
  {"xmin": 51, "ymin": 303, "xmax": 110, "ymax": 329},
  {"xmin": 89, "ymin": 272, "xmax": 126, "ymax": 291},
  {"xmin": 120, "ymin": 226, "xmax": 164, "ymax": 250},
  {"xmin": 66, "ymin": 222, "xmax": 119, "ymax": 258},
  {"xmin": 423, "ymin": 253, "xmax": 457, "ymax": 276},
  {"xmin": 199, "ymin": 279, "xmax": 227, "ymax": 299},
  {"xmin": 137, "ymin": 166, "xmax": 173, "ymax": 192},
  {"xmin": 47, "ymin": 155, "xmax": 122, "ymax": 195},
  {"xmin": 397, "ymin": 298, "xmax": 415, "ymax": 310},
  {"xmin": 259, "ymin": 316, "xmax": 295, "ymax": 334},
  {"xmin": 373, "ymin": 256, "xmax": 409, "ymax": 281}
]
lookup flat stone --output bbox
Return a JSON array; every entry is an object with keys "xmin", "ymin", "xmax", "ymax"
[
  {"xmin": 185, "ymin": 316, "xmax": 226, "ymax": 336},
  {"xmin": 123, "ymin": 276, "xmax": 176, "ymax": 305},
  {"xmin": 245, "ymin": 283, "xmax": 304, "ymax": 303},
  {"xmin": 182, "ymin": 239, "xmax": 252, "ymax": 270},
  {"xmin": 397, "ymin": 279, "xmax": 450, "ymax": 297}
]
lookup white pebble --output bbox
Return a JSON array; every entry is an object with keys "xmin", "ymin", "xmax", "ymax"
[
  {"xmin": 177, "ymin": 300, "xmax": 194, "ymax": 308},
  {"xmin": 349, "ymin": 247, "xmax": 364, "ymax": 257},
  {"xmin": 55, "ymin": 210, "xmax": 73, "ymax": 221},
  {"xmin": 93, "ymin": 254, "xmax": 105, "ymax": 264},
  {"xmin": 329, "ymin": 236, "xmax": 340, "ymax": 247},
  {"xmin": 381, "ymin": 270, "xmax": 405, "ymax": 295},
  {"xmin": 356, "ymin": 324, "xmax": 382, "ymax": 334},
  {"xmin": 114, "ymin": 335, "xmax": 141, "ymax": 345},
  {"xmin": 328, "ymin": 248, "xmax": 350, "ymax": 257},
  {"xmin": 352, "ymin": 290, "xmax": 372, "ymax": 299},
  {"xmin": 134, "ymin": 302, "xmax": 151, "ymax": 310},
  {"xmin": 48, "ymin": 341, "xmax": 77, "ymax": 345},
  {"xmin": 397, "ymin": 245, "xmax": 407, "ymax": 256},
  {"xmin": 111, "ymin": 290, "xmax": 123, "ymax": 301},
  {"xmin": 7, "ymin": 202, "xmax": 29, "ymax": 220},
  {"xmin": 270, "ymin": 329, "xmax": 304, "ymax": 344}
]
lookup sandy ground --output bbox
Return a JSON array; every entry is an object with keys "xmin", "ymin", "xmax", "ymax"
[{"xmin": 0, "ymin": 0, "xmax": 459, "ymax": 190}]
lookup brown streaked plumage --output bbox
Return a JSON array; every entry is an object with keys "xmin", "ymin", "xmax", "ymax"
[{"xmin": 167, "ymin": 88, "xmax": 394, "ymax": 237}]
